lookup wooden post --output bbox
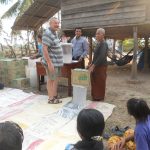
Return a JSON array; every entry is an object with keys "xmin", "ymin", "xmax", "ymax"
[
  {"xmin": 143, "ymin": 36, "xmax": 149, "ymax": 71},
  {"xmin": 119, "ymin": 40, "xmax": 123, "ymax": 58},
  {"xmin": 34, "ymin": 30, "xmax": 38, "ymax": 52},
  {"xmin": 27, "ymin": 30, "xmax": 30, "ymax": 56},
  {"xmin": 88, "ymin": 37, "xmax": 93, "ymax": 65},
  {"xmin": 131, "ymin": 26, "xmax": 138, "ymax": 79},
  {"xmin": 112, "ymin": 39, "xmax": 116, "ymax": 61}
]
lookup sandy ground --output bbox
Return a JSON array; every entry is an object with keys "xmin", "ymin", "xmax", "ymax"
[
  {"xmin": 105, "ymin": 64, "xmax": 150, "ymax": 131},
  {"xmin": 35, "ymin": 63, "xmax": 150, "ymax": 131},
  {"xmin": 23, "ymin": 63, "xmax": 150, "ymax": 149}
]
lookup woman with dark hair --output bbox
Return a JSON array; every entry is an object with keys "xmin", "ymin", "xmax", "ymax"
[
  {"xmin": 111, "ymin": 98, "xmax": 150, "ymax": 150},
  {"xmin": 0, "ymin": 121, "xmax": 24, "ymax": 150},
  {"xmin": 65, "ymin": 109, "xmax": 105, "ymax": 150}
]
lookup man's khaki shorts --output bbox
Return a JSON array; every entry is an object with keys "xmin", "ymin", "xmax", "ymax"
[{"xmin": 44, "ymin": 66, "xmax": 61, "ymax": 80}]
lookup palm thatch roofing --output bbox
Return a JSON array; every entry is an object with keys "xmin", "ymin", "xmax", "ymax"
[{"xmin": 12, "ymin": 0, "xmax": 60, "ymax": 31}]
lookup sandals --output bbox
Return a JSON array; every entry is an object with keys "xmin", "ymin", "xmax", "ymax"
[
  {"xmin": 48, "ymin": 97, "xmax": 62, "ymax": 104},
  {"xmin": 103, "ymin": 126, "xmax": 131, "ymax": 139},
  {"xmin": 54, "ymin": 95, "xmax": 62, "ymax": 99},
  {"xmin": 111, "ymin": 126, "xmax": 130, "ymax": 136}
]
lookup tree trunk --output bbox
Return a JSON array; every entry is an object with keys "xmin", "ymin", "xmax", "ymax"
[{"xmin": 0, "ymin": 43, "xmax": 3, "ymax": 51}]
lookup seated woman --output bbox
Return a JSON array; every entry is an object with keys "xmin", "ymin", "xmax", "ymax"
[
  {"xmin": 65, "ymin": 108, "xmax": 105, "ymax": 150},
  {"xmin": 111, "ymin": 98, "xmax": 150, "ymax": 150}
]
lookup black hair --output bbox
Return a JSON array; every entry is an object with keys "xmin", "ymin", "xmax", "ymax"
[
  {"xmin": 75, "ymin": 27, "xmax": 82, "ymax": 32},
  {"xmin": 0, "ymin": 121, "xmax": 24, "ymax": 150},
  {"xmin": 77, "ymin": 109, "xmax": 105, "ymax": 139},
  {"xmin": 127, "ymin": 98, "xmax": 150, "ymax": 122},
  {"xmin": 75, "ymin": 109, "xmax": 105, "ymax": 150},
  {"xmin": 37, "ymin": 34, "xmax": 42, "ymax": 40}
]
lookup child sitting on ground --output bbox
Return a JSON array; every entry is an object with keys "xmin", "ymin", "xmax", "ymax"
[
  {"xmin": 111, "ymin": 98, "xmax": 150, "ymax": 150},
  {"xmin": 0, "ymin": 121, "xmax": 24, "ymax": 150},
  {"xmin": 65, "ymin": 108, "xmax": 105, "ymax": 150}
]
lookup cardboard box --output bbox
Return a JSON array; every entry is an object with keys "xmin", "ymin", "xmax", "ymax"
[{"xmin": 71, "ymin": 69, "xmax": 90, "ymax": 87}]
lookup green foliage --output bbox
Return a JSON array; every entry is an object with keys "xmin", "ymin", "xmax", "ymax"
[
  {"xmin": 123, "ymin": 39, "xmax": 134, "ymax": 52},
  {"xmin": 123, "ymin": 38, "xmax": 147, "ymax": 52},
  {"xmin": 0, "ymin": 19, "xmax": 2, "ymax": 35},
  {"xmin": 1, "ymin": 0, "xmax": 33, "ymax": 19},
  {"xmin": 18, "ymin": 0, "xmax": 33, "ymax": 16},
  {"xmin": 0, "ymin": 0, "xmax": 12, "ymax": 4},
  {"xmin": 1, "ymin": 1, "xmax": 21, "ymax": 19}
]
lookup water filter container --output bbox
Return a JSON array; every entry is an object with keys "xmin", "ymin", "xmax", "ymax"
[
  {"xmin": 61, "ymin": 43, "xmax": 72, "ymax": 64},
  {"xmin": 72, "ymin": 85, "xmax": 87, "ymax": 106}
]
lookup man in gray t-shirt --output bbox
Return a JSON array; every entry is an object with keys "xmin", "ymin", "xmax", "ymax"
[{"xmin": 42, "ymin": 17, "xmax": 63, "ymax": 104}]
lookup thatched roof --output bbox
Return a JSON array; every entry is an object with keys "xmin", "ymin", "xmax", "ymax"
[{"xmin": 12, "ymin": 0, "xmax": 60, "ymax": 31}]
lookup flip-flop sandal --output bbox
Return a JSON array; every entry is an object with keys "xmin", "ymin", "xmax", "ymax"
[
  {"xmin": 48, "ymin": 98, "xmax": 62, "ymax": 104},
  {"xmin": 124, "ymin": 126, "xmax": 130, "ymax": 131},
  {"xmin": 111, "ymin": 126, "xmax": 124, "ymax": 136}
]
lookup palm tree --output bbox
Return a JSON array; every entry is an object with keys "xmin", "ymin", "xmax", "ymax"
[
  {"xmin": 0, "ymin": 0, "xmax": 12, "ymax": 4},
  {"xmin": 0, "ymin": 20, "xmax": 2, "ymax": 35},
  {"xmin": 0, "ymin": 0, "xmax": 35, "ymax": 57},
  {"xmin": 0, "ymin": 0, "xmax": 33, "ymax": 19}
]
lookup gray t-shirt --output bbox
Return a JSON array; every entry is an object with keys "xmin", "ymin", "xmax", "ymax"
[{"xmin": 92, "ymin": 41, "xmax": 108, "ymax": 66}]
